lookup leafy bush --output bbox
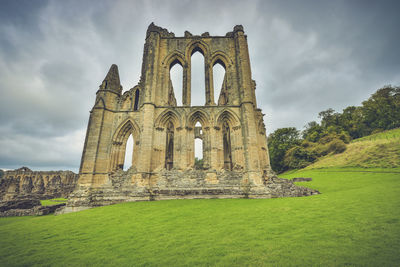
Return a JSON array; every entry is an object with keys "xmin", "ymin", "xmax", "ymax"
[
  {"xmin": 300, "ymin": 140, "xmax": 315, "ymax": 148},
  {"xmin": 310, "ymin": 143, "xmax": 330, "ymax": 157},
  {"xmin": 327, "ymin": 139, "xmax": 347, "ymax": 154},
  {"xmin": 283, "ymin": 146, "xmax": 317, "ymax": 169},
  {"xmin": 194, "ymin": 157, "xmax": 204, "ymax": 169},
  {"xmin": 268, "ymin": 127, "xmax": 301, "ymax": 173},
  {"xmin": 307, "ymin": 138, "xmax": 347, "ymax": 157},
  {"xmin": 371, "ymin": 128, "xmax": 384, "ymax": 135}
]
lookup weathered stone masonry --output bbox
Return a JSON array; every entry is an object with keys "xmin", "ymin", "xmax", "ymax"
[
  {"xmin": 0, "ymin": 167, "xmax": 78, "ymax": 201},
  {"xmin": 65, "ymin": 24, "xmax": 318, "ymax": 212}
]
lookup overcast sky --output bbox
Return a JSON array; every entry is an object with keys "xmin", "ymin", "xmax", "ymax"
[{"xmin": 1, "ymin": 0, "xmax": 399, "ymax": 172}]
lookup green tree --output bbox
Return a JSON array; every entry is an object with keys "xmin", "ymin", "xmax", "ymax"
[
  {"xmin": 319, "ymin": 108, "xmax": 341, "ymax": 129},
  {"xmin": 194, "ymin": 157, "xmax": 204, "ymax": 169},
  {"xmin": 338, "ymin": 106, "xmax": 366, "ymax": 139},
  {"xmin": 284, "ymin": 145, "xmax": 317, "ymax": 169},
  {"xmin": 361, "ymin": 85, "xmax": 400, "ymax": 133},
  {"xmin": 302, "ymin": 121, "xmax": 324, "ymax": 142},
  {"xmin": 268, "ymin": 127, "xmax": 301, "ymax": 173}
]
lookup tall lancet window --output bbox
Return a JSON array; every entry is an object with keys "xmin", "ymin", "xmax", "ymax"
[
  {"xmin": 213, "ymin": 61, "xmax": 226, "ymax": 105},
  {"xmin": 191, "ymin": 50, "xmax": 206, "ymax": 106},
  {"xmin": 194, "ymin": 121, "xmax": 203, "ymax": 169},
  {"xmin": 123, "ymin": 134, "xmax": 134, "ymax": 171},
  {"xmin": 165, "ymin": 122, "xmax": 174, "ymax": 170},
  {"xmin": 222, "ymin": 121, "xmax": 232, "ymax": 170},
  {"xmin": 170, "ymin": 61, "xmax": 183, "ymax": 106}
]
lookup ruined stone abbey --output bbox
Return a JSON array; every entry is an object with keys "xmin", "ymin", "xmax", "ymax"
[{"xmin": 65, "ymin": 24, "xmax": 318, "ymax": 212}]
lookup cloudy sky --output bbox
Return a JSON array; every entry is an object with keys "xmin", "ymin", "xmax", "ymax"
[{"xmin": 0, "ymin": 0, "xmax": 399, "ymax": 172}]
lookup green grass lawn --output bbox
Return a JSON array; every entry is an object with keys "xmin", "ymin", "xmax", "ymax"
[
  {"xmin": 1, "ymin": 167, "xmax": 399, "ymax": 266},
  {"xmin": 40, "ymin": 198, "xmax": 67, "ymax": 206}
]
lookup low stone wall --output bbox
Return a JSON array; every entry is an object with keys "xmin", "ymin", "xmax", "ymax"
[
  {"xmin": 0, "ymin": 199, "xmax": 66, "ymax": 217},
  {"xmin": 0, "ymin": 167, "xmax": 79, "ymax": 201},
  {"xmin": 292, "ymin": 177, "xmax": 313, "ymax": 182},
  {"xmin": 63, "ymin": 169, "xmax": 319, "ymax": 212}
]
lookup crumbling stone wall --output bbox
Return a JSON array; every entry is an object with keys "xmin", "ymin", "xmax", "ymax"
[
  {"xmin": 0, "ymin": 167, "xmax": 78, "ymax": 201},
  {"xmin": 64, "ymin": 167, "xmax": 318, "ymax": 213}
]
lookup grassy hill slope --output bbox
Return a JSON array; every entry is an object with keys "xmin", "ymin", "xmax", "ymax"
[
  {"xmin": 1, "ymin": 167, "xmax": 400, "ymax": 266},
  {"xmin": 306, "ymin": 128, "xmax": 400, "ymax": 170}
]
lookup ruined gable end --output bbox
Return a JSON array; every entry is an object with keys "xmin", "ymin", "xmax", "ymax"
[{"xmin": 63, "ymin": 24, "xmax": 319, "ymax": 213}]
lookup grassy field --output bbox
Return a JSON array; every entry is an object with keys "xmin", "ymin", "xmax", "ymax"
[
  {"xmin": 40, "ymin": 198, "xmax": 67, "ymax": 206},
  {"xmin": 1, "ymin": 167, "xmax": 399, "ymax": 266},
  {"xmin": 352, "ymin": 128, "xmax": 400, "ymax": 142},
  {"xmin": 306, "ymin": 128, "xmax": 400, "ymax": 170}
]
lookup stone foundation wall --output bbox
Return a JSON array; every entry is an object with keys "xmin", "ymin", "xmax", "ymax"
[
  {"xmin": 64, "ymin": 169, "xmax": 319, "ymax": 212},
  {"xmin": 0, "ymin": 167, "xmax": 79, "ymax": 201},
  {"xmin": 0, "ymin": 199, "xmax": 66, "ymax": 217}
]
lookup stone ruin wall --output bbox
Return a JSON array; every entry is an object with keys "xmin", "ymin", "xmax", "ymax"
[
  {"xmin": 62, "ymin": 24, "xmax": 320, "ymax": 212},
  {"xmin": 0, "ymin": 167, "xmax": 78, "ymax": 201},
  {"xmin": 68, "ymin": 168, "xmax": 317, "ymax": 209}
]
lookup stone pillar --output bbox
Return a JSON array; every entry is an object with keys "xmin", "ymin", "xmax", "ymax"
[
  {"xmin": 202, "ymin": 126, "xmax": 211, "ymax": 169},
  {"xmin": 137, "ymin": 104, "xmax": 155, "ymax": 173},
  {"xmin": 151, "ymin": 126, "xmax": 165, "ymax": 171},
  {"xmin": 187, "ymin": 65, "xmax": 192, "ymax": 106},
  {"xmin": 78, "ymin": 63, "xmax": 123, "ymax": 185},
  {"xmin": 173, "ymin": 126, "xmax": 183, "ymax": 170},
  {"xmin": 186, "ymin": 127, "xmax": 195, "ymax": 168},
  {"xmin": 205, "ymin": 62, "xmax": 213, "ymax": 105},
  {"xmin": 79, "ymin": 110, "xmax": 100, "ymax": 186},
  {"xmin": 142, "ymin": 29, "xmax": 162, "ymax": 104},
  {"xmin": 183, "ymin": 66, "xmax": 190, "ymax": 106},
  {"xmin": 132, "ymin": 138, "xmax": 139, "ymax": 169},
  {"xmin": 234, "ymin": 25, "xmax": 261, "ymax": 181},
  {"xmin": 208, "ymin": 64, "xmax": 215, "ymax": 105},
  {"xmin": 210, "ymin": 126, "xmax": 224, "ymax": 170}
]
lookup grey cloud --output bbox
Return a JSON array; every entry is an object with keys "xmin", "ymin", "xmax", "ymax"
[{"xmin": 0, "ymin": 0, "xmax": 399, "ymax": 171}]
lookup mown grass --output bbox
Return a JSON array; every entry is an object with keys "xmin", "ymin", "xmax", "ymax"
[
  {"xmin": 1, "ymin": 167, "xmax": 399, "ymax": 266},
  {"xmin": 40, "ymin": 198, "xmax": 67, "ymax": 206},
  {"xmin": 306, "ymin": 128, "xmax": 400, "ymax": 169}
]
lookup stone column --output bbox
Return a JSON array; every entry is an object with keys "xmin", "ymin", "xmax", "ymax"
[
  {"xmin": 183, "ymin": 65, "xmax": 190, "ymax": 106},
  {"xmin": 210, "ymin": 126, "xmax": 223, "ymax": 170},
  {"xmin": 186, "ymin": 127, "xmax": 195, "ymax": 168},
  {"xmin": 205, "ymin": 62, "xmax": 214, "ymax": 105},
  {"xmin": 202, "ymin": 126, "xmax": 211, "ymax": 169},
  {"xmin": 137, "ymin": 104, "xmax": 156, "ymax": 174},
  {"xmin": 173, "ymin": 126, "xmax": 183, "ymax": 170},
  {"xmin": 234, "ymin": 26, "xmax": 262, "ymax": 182}
]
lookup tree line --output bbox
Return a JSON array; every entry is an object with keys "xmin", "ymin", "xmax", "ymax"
[{"xmin": 268, "ymin": 85, "xmax": 400, "ymax": 173}]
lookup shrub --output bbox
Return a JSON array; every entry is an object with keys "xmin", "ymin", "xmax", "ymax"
[
  {"xmin": 337, "ymin": 131, "xmax": 351, "ymax": 144},
  {"xmin": 284, "ymin": 146, "xmax": 317, "ymax": 169},
  {"xmin": 371, "ymin": 128, "xmax": 384, "ymax": 135},
  {"xmin": 311, "ymin": 143, "xmax": 330, "ymax": 156},
  {"xmin": 301, "ymin": 140, "xmax": 315, "ymax": 148},
  {"xmin": 194, "ymin": 157, "xmax": 204, "ymax": 169},
  {"xmin": 327, "ymin": 139, "xmax": 347, "ymax": 154}
]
